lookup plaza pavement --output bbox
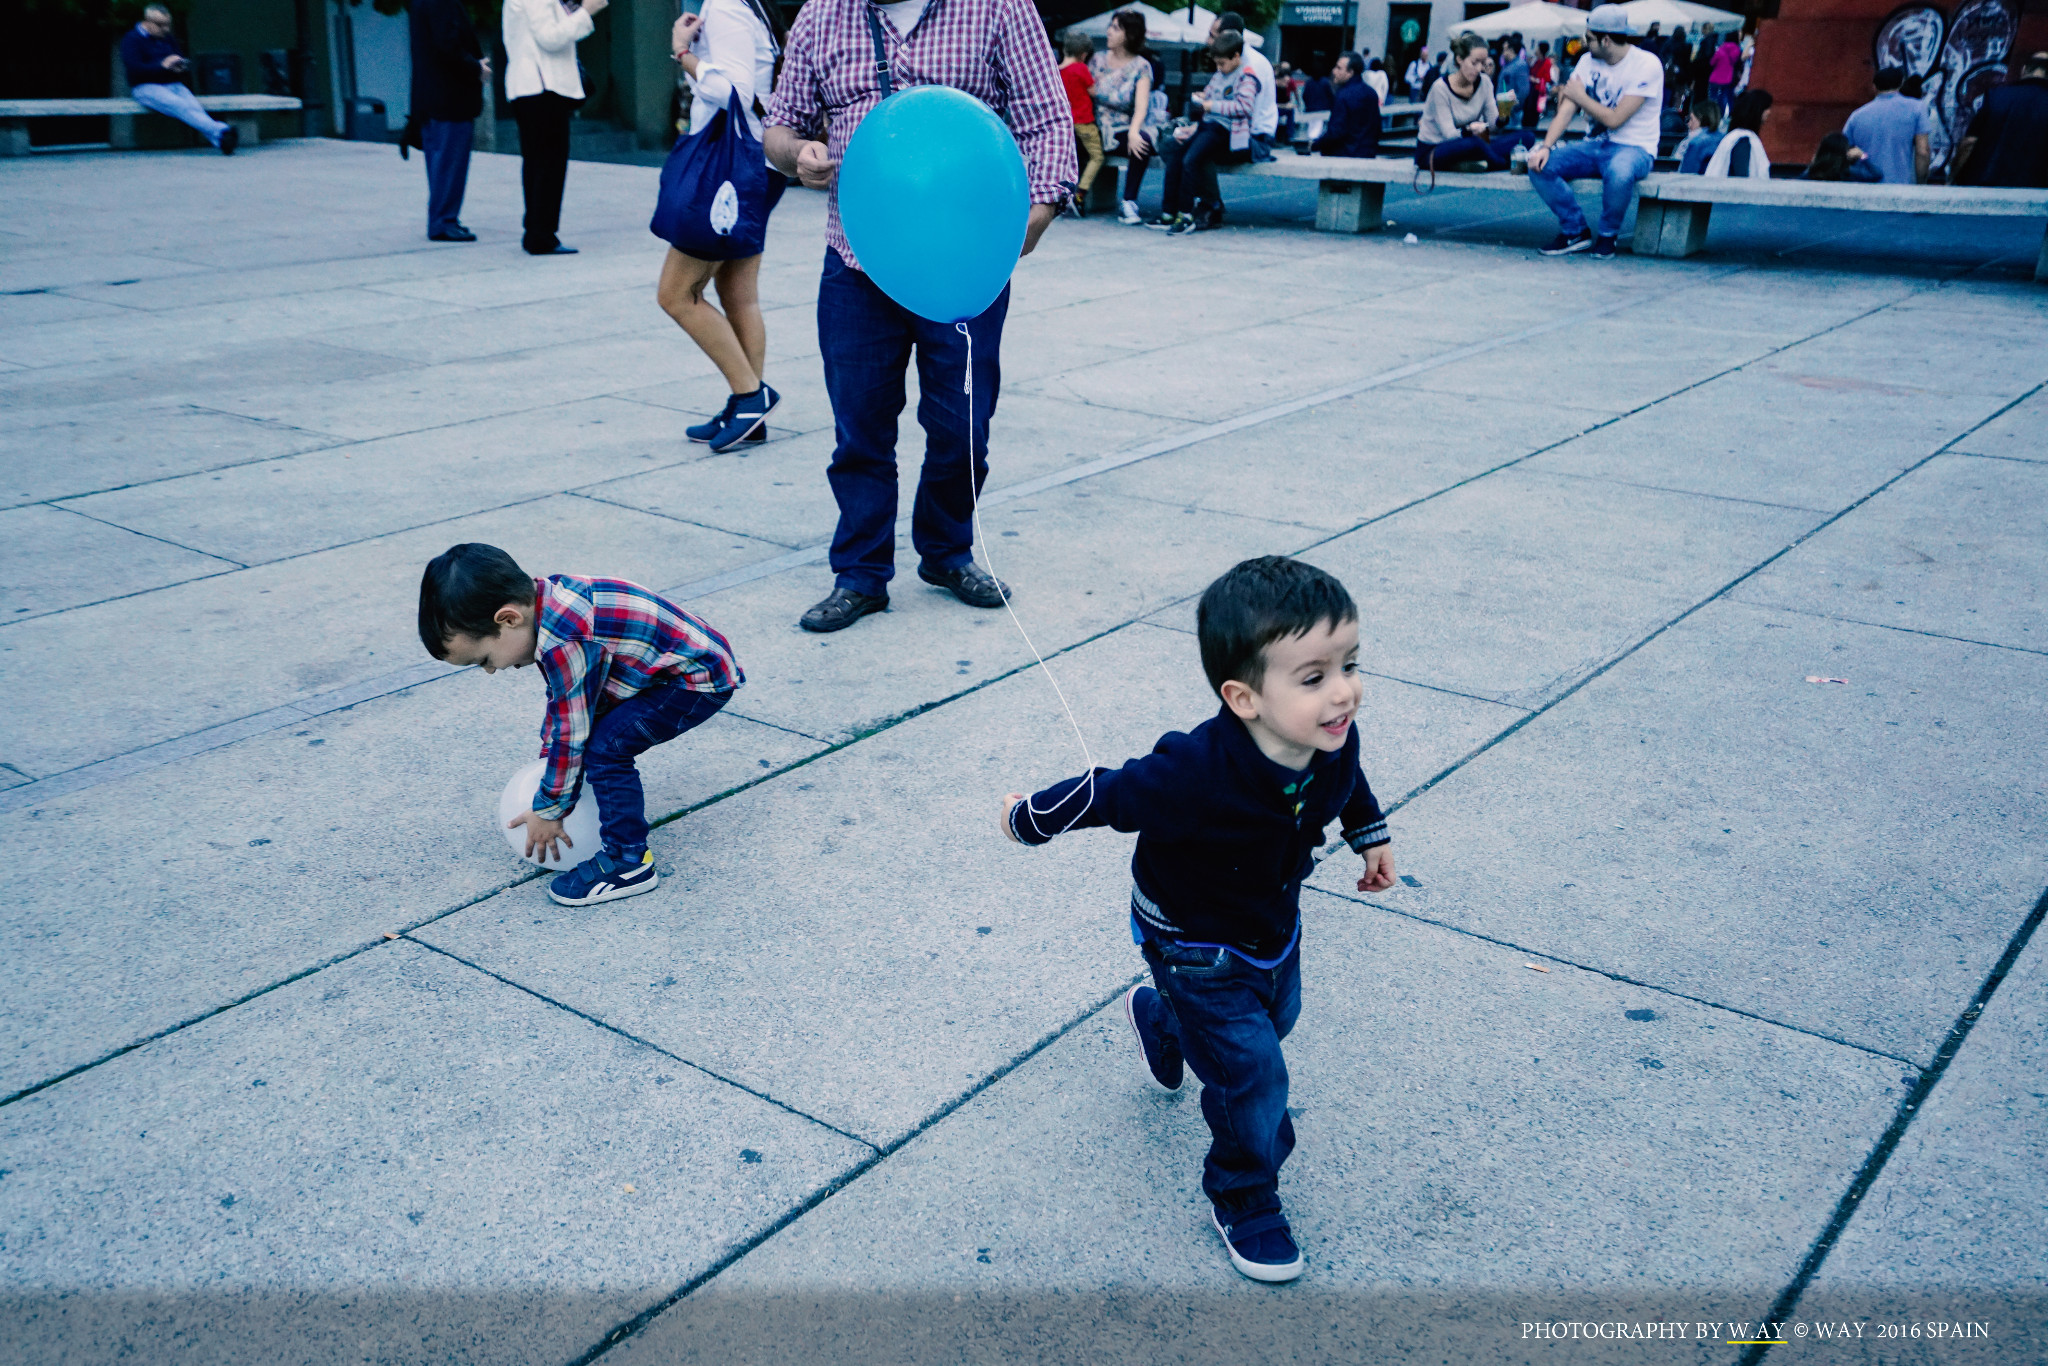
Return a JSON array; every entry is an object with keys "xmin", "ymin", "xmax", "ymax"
[{"xmin": 0, "ymin": 139, "xmax": 2043, "ymax": 1365}]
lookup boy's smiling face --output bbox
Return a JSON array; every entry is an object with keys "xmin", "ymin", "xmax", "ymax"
[
  {"xmin": 1221, "ymin": 616, "xmax": 1364, "ymax": 771},
  {"xmin": 440, "ymin": 601, "xmax": 539, "ymax": 674}
]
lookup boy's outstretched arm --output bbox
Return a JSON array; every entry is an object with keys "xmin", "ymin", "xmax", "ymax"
[
  {"xmin": 1358, "ymin": 841, "xmax": 1395, "ymax": 893},
  {"xmin": 1340, "ymin": 758, "xmax": 1394, "ymax": 893}
]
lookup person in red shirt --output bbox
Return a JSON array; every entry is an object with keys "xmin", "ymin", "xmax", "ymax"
[
  {"xmin": 1061, "ymin": 32, "xmax": 1105, "ymax": 213},
  {"xmin": 1528, "ymin": 41, "xmax": 1555, "ymax": 124}
]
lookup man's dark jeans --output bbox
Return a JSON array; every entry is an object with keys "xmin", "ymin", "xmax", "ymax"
[
  {"xmin": 1142, "ymin": 937, "xmax": 1302, "ymax": 1217},
  {"xmin": 1161, "ymin": 122, "xmax": 1251, "ymax": 214},
  {"xmin": 816, "ymin": 249, "xmax": 1008, "ymax": 599},
  {"xmin": 423, "ymin": 117, "xmax": 473, "ymax": 237},
  {"xmin": 583, "ymin": 683, "xmax": 731, "ymax": 861}
]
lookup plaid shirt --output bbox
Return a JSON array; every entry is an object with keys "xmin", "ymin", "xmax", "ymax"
[
  {"xmin": 765, "ymin": 0, "xmax": 1077, "ymax": 271},
  {"xmin": 531, "ymin": 575, "xmax": 744, "ymax": 818},
  {"xmin": 1196, "ymin": 66, "xmax": 1261, "ymax": 152}
]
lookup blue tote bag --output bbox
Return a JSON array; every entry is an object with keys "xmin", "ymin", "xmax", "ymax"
[{"xmin": 650, "ymin": 88, "xmax": 770, "ymax": 260}]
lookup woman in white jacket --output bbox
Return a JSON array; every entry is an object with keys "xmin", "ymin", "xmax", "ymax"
[
  {"xmin": 503, "ymin": 0, "xmax": 607, "ymax": 255},
  {"xmin": 659, "ymin": 0, "xmax": 786, "ymax": 452}
]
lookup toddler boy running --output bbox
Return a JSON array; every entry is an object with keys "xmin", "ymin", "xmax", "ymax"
[
  {"xmin": 418, "ymin": 543, "xmax": 743, "ymax": 907},
  {"xmin": 1001, "ymin": 555, "xmax": 1395, "ymax": 1282}
]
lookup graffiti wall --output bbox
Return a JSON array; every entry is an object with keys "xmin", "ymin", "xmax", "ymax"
[{"xmin": 1749, "ymin": 0, "xmax": 2046, "ymax": 167}]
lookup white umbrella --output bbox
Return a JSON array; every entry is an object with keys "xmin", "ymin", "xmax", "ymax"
[
  {"xmin": 1446, "ymin": 2, "xmax": 1588, "ymax": 43},
  {"xmin": 1060, "ymin": 3, "xmax": 1264, "ymax": 48},
  {"xmin": 1616, "ymin": 0, "xmax": 1745, "ymax": 36}
]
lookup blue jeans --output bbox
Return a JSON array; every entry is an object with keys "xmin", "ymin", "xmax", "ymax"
[
  {"xmin": 423, "ymin": 118, "xmax": 473, "ymax": 237},
  {"xmin": 1414, "ymin": 129, "xmax": 1537, "ymax": 170},
  {"xmin": 816, "ymin": 249, "xmax": 1007, "ymax": 598},
  {"xmin": 1529, "ymin": 137, "xmax": 1654, "ymax": 240},
  {"xmin": 129, "ymin": 81, "xmax": 229, "ymax": 146},
  {"xmin": 1142, "ymin": 937, "xmax": 1302, "ymax": 1217},
  {"xmin": 582, "ymin": 683, "xmax": 731, "ymax": 860}
]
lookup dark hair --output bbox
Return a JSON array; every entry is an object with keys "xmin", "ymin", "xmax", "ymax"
[
  {"xmin": 1063, "ymin": 30, "xmax": 1093, "ymax": 59},
  {"xmin": 1197, "ymin": 557, "xmax": 1358, "ymax": 696},
  {"xmin": 1900, "ymin": 73, "xmax": 1924, "ymax": 97},
  {"xmin": 419, "ymin": 543, "xmax": 535, "ymax": 658},
  {"xmin": 1538, "ymin": 41, "xmax": 1549, "ymax": 53},
  {"xmin": 1214, "ymin": 10, "xmax": 1245, "ymax": 33},
  {"xmin": 1874, "ymin": 65, "xmax": 1904, "ymax": 91},
  {"xmin": 1690, "ymin": 98, "xmax": 1721, "ymax": 129},
  {"xmin": 1806, "ymin": 131, "xmax": 1857, "ymax": 180},
  {"xmin": 1369, "ymin": 57, "xmax": 1383, "ymax": 71},
  {"xmin": 1210, "ymin": 29, "xmax": 1243, "ymax": 59},
  {"xmin": 1336, "ymin": 49, "xmax": 1364, "ymax": 76},
  {"xmin": 1109, "ymin": 8, "xmax": 1146, "ymax": 52},
  {"xmin": 1451, "ymin": 32, "xmax": 1487, "ymax": 63},
  {"xmin": 1730, "ymin": 88, "xmax": 1773, "ymax": 133}
]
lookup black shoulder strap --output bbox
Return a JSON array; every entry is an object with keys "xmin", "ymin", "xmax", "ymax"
[{"xmin": 864, "ymin": 3, "xmax": 893, "ymax": 97}]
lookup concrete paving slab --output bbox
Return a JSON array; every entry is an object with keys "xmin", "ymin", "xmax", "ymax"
[
  {"xmin": 695, "ymin": 489, "xmax": 1289, "ymax": 744},
  {"xmin": 0, "ymin": 292, "xmax": 132, "ymax": 329},
  {"xmin": 0, "ymin": 939, "xmax": 870, "ymax": 1366},
  {"xmin": 0, "ymin": 400, "xmax": 344, "ymax": 507},
  {"xmin": 1753, "ymin": 314, "xmax": 2048, "ymax": 403},
  {"xmin": 417, "ymin": 621, "xmax": 1517, "ymax": 1149},
  {"xmin": 320, "ymin": 285, "xmax": 675, "ymax": 366},
  {"xmin": 1392, "ymin": 318, "xmax": 1796, "ymax": 418},
  {"xmin": 610, "ymin": 895, "xmax": 1902, "ymax": 1365},
  {"xmin": 1785, "ymin": 935, "xmax": 2048, "ymax": 1363},
  {"xmin": 1091, "ymin": 386, "xmax": 1602, "ymax": 534},
  {"xmin": 0, "ymin": 248, "xmax": 208, "ymax": 296},
  {"xmin": 60, "ymin": 396, "xmax": 725, "ymax": 566},
  {"xmin": 614, "ymin": 351, "xmax": 839, "ymax": 440},
  {"xmin": 1290, "ymin": 469, "xmax": 1820, "ymax": 707},
  {"xmin": 0, "ymin": 503, "xmax": 238, "ymax": 621},
  {"xmin": 1730, "ymin": 454, "xmax": 2047, "ymax": 654},
  {"xmin": 1524, "ymin": 370, "xmax": 2003, "ymax": 513},
  {"xmin": 1949, "ymin": 385, "xmax": 2048, "ymax": 464},
  {"xmin": 0, "ymin": 493, "xmax": 777, "ymax": 780},
  {"xmin": 1366, "ymin": 599, "xmax": 2048, "ymax": 1065},
  {"xmin": 0, "ymin": 668, "xmax": 820, "ymax": 1101}
]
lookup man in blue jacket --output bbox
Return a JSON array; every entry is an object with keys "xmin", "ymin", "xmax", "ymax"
[
  {"xmin": 1311, "ymin": 51, "xmax": 1380, "ymax": 157},
  {"xmin": 120, "ymin": 5, "xmax": 236, "ymax": 154},
  {"xmin": 409, "ymin": 0, "xmax": 491, "ymax": 241}
]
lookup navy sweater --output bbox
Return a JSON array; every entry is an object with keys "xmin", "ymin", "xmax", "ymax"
[
  {"xmin": 1010, "ymin": 709, "xmax": 1389, "ymax": 955},
  {"xmin": 121, "ymin": 26, "xmax": 187, "ymax": 87}
]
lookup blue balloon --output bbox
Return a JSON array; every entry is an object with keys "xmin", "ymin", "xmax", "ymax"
[{"xmin": 838, "ymin": 86, "xmax": 1029, "ymax": 324}]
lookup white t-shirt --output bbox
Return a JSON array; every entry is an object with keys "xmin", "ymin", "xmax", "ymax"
[
  {"xmin": 876, "ymin": 0, "xmax": 929, "ymax": 34},
  {"xmin": 1570, "ymin": 45, "xmax": 1662, "ymax": 154},
  {"xmin": 1241, "ymin": 45, "xmax": 1277, "ymax": 136}
]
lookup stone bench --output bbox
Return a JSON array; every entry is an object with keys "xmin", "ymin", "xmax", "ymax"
[
  {"xmin": 0, "ymin": 94, "xmax": 302, "ymax": 156},
  {"xmin": 1087, "ymin": 150, "xmax": 1518, "ymax": 230},
  {"xmin": 1633, "ymin": 175, "xmax": 2048, "ymax": 282}
]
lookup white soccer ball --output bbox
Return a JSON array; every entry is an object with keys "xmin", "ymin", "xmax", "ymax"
[{"xmin": 496, "ymin": 759, "xmax": 604, "ymax": 870}]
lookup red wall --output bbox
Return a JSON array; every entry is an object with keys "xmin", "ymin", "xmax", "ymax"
[{"xmin": 1751, "ymin": 0, "xmax": 2048, "ymax": 164}]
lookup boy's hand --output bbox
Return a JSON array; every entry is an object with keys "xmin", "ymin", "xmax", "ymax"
[
  {"xmin": 507, "ymin": 811, "xmax": 571, "ymax": 862},
  {"xmin": 1357, "ymin": 844, "xmax": 1395, "ymax": 893},
  {"xmin": 999, "ymin": 793, "xmax": 1025, "ymax": 843}
]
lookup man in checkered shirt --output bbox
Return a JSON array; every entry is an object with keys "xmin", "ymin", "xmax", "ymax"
[{"xmin": 764, "ymin": 0, "xmax": 1077, "ymax": 635}]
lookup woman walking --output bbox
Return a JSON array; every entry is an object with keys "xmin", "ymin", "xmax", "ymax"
[
  {"xmin": 662, "ymin": 0, "xmax": 787, "ymax": 453},
  {"xmin": 1091, "ymin": 10, "xmax": 1157, "ymax": 225},
  {"xmin": 503, "ymin": 0, "xmax": 607, "ymax": 256}
]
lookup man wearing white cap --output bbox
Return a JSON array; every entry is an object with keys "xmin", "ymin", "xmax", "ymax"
[{"xmin": 1525, "ymin": 4, "xmax": 1663, "ymax": 260}]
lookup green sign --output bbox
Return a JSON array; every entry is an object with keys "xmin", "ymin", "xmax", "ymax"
[{"xmin": 1400, "ymin": 18, "xmax": 1421, "ymax": 42}]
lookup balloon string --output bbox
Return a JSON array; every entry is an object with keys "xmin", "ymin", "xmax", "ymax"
[{"xmin": 957, "ymin": 319, "xmax": 1096, "ymax": 835}]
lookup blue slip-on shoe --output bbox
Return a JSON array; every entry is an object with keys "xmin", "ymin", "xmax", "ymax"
[
  {"xmin": 548, "ymin": 849, "xmax": 658, "ymax": 908},
  {"xmin": 1124, "ymin": 984, "xmax": 1183, "ymax": 1092},
  {"xmin": 687, "ymin": 393, "xmax": 740, "ymax": 443},
  {"xmin": 1212, "ymin": 1207, "xmax": 1305, "ymax": 1283},
  {"xmin": 708, "ymin": 383, "xmax": 781, "ymax": 453}
]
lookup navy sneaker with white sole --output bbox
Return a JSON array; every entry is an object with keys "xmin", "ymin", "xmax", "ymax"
[
  {"xmin": 687, "ymin": 393, "xmax": 739, "ymax": 443},
  {"xmin": 548, "ymin": 849, "xmax": 658, "ymax": 907},
  {"xmin": 1124, "ymin": 984, "xmax": 1183, "ymax": 1092},
  {"xmin": 708, "ymin": 384, "xmax": 780, "ymax": 453},
  {"xmin": 1212, "ymin": 1207, "xmax": 1305, "ymax": 1283}
]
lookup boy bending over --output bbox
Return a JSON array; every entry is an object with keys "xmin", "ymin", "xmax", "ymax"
[
  {"xmin": 1002, "ymin": 556, "xmax": 1395, "ymax": 1282},
  {"xmin": 419, "ymin": 543, "xmax": 743, "ymax": 907}
]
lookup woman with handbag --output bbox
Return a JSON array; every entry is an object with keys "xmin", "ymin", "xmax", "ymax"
[
  {"xmin": 659, "ymin": 0, "xmax": 787, "ymax": 453},
  {"xmin": 503, "ymin": 0, "xmax": 608, "ymax": 256}
]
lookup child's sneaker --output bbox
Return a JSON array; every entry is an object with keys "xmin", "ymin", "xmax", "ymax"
[
  {"xmin": 686, "ymin": 394, "xmax": 738, "ymax": 443},
  {"xmin": 1118, "ymin": 199, "xmax": 1143, "ymax": 225},
  {"xmin": 1212, "ymin": 1207, "xmax": 1305, "ymax": 1283},
  {"xmin": 548, "ymin": 849, "xmax": 658, "ymax": 907},
  {"xmin": 1123, "ymin": 984, "xmax": 1183, "ymax": 1092},
  {"xmin": 708, "ymin": 383, "xmax": 780, "ymax": 454}
]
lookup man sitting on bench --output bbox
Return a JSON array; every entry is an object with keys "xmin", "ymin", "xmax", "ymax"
[
  {"xmin": 1312, "ymin": 52, "xmax": 1380, "ymax": 158},
  {"xmin": 121, "ymin": 5, "xmax": 238, "ymax": 155},
  {"xmin": 1525, "ymin": 4, "xmax": 1661, "ymax": 260}
]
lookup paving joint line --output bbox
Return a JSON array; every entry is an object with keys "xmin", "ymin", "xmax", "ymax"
[
  {"xmin": 1529, "ymin": 466, "xmax": 1833, "ymax": 514},
  {"xmin": 48, "ymin": 502, "xmax": 249, "ymax": 567},
  {"xmin": 1736, "ymin": 883, "xmax": 2048, "ymax": 1366},
  {"xmin": 565, "ymin": 968, "xmax": 1149, "ymax": 1366},
  {"xmin": 1308, "ymin": 886, "xmax": 1923, "ymax": 1068},
  {"xmin": 1727, "ymin": 599, "xmax": 2047, "ymax": 658},
  {"xmin": 564, "ymin": 489, "xmax": 802, "ymax": 549},
  {"xmin": 404, "ymin": 936, "xmax": 879, "ymax": 1152}
]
